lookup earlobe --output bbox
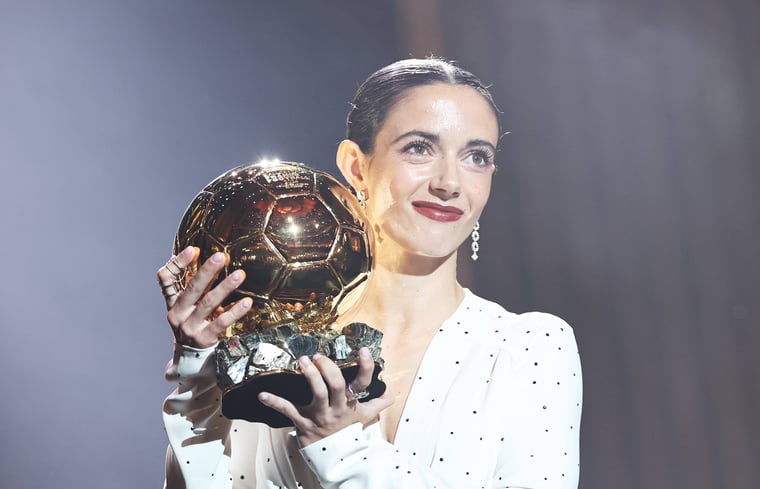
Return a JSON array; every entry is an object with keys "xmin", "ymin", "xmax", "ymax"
[{"xmin": 336, "ymin": 139, "xmax": 366, "ymax": 189}]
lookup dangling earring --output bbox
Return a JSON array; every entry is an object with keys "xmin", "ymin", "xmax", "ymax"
[
  {"xmin": 356, "ymin": 189, "xmax": 366, "ymax": 208},
  {"xmin": 471, "ymin": 221, "xmax": 480, "ymax": 261}
]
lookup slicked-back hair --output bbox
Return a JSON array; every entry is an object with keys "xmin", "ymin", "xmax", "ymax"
[{"xmin": 346, "ymin": 58, "xmax": 502, "ymax": 154}]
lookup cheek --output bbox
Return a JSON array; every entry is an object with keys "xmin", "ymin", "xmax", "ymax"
[
  {"xmin": 369, "ymin": 167, "xmax": 423, "ymax": 204},
  {"xmin": 468, "ymin": 176, "xmax": 493, "ymax": 210}
]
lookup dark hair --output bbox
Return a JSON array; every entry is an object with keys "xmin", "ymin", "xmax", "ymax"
[{"xmin": 346, "ymin": 58, "xmax": 502, "ymax": 154}]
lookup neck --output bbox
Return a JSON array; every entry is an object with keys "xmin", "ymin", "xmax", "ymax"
[{"xmin": 339, "ymin": 250, "xmax": 465, "ymax": 339}]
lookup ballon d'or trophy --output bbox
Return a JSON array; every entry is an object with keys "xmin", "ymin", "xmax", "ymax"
[{"xmin": 173, "ymin": 160, "xmax": 385, "ymax": 427}]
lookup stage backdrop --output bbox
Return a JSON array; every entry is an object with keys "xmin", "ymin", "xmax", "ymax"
[{"xmin": 1, "ymin": 1, "xmax": 757, "ymax": 488}]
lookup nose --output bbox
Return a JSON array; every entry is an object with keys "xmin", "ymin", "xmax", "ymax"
[{"xmin": 429, "ymin": 156, "xmax": 461, "ymax": 200}]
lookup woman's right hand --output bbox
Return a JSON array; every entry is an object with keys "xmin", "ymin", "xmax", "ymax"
[{"xmin": 157, "ymin": 246, "xmax": 253, "ymax": 349}]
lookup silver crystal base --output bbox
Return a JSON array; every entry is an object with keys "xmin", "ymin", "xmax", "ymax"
[{"xmin": 215, "ymin": 322, "xmax": 385, "ymax": 427}]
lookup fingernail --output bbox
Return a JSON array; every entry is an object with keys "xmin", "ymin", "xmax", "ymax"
[
  {"xmin": 259, "ymin": 393, "xmax": 269, "ymax": 402},
  {"xmin": 299, "ymin": 356, "xmax": 312, "ymax": 368},
  {"xmin": 211, "ymin": 252, "xmax": 224, "ymax": 263},
  {"xmin": 312, "ymin": 353, "xmax": 323, "ymax": 361},
  {"xmin": 359, "ymin": 347, "xmax": 370, "ymax": 358},
  {"xmin": 230, "ymin": 270, "xmax": 243, "ymax": 282},
  {"xmin": 240, "ymin": 298, "xmax": 252, "ymax": 309},
  {"xmin": 182, "ymin": 246, "xmax": 194, "ymax": 257}
]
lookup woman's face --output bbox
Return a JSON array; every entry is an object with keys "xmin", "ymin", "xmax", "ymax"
[{"xmin": 361, "ymin": 83, "xmax": 499, "ymax": 262}]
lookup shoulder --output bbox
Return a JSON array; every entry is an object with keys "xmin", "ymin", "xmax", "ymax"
[
  {"xmin": 462, "ymin": 290, "xmax": 578, "ymax": 353},
  {"xmin": 508, "ymin": 311, "xmax": 575, "ymax": 340},
  {"xmin": 463, "ymin": 290, "xmax": 572, "ymax": 331}
]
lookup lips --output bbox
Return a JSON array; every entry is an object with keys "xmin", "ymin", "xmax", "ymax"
[{"xmin": 412, "ymin": 201, "xmax": 464, "ymax": 222}]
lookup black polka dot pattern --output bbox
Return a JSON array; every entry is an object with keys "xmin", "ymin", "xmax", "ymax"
[{"xmin": 163, "ymin": 290, "xmax": 582, "ymax": 488}]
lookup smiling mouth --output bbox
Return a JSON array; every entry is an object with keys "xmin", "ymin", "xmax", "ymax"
[{"xmin": 412, "ymin": 201, "xmax": 464, "ymax": 222}]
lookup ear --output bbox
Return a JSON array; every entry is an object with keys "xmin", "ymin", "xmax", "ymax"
[{"xmin": 336, "ymin": 139, "xmax": 367, "ymax": 191}]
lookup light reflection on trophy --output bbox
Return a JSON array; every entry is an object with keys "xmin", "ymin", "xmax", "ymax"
[{"xmin": 173, "ymin": 160, "xmax": 385, "ymax": 427}]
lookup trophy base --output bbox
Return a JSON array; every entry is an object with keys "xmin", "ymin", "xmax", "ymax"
[{"xmin": 221, "ymin": 362, "xmax": 386, "ymax": 428}]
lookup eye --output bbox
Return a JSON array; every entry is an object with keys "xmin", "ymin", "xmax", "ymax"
[
  {"xmin": 402, "ymin": 139, "xmax": 433, "ymax": 156},
  {"xmin": 466, "ymin": 149, "xmax": 495, "ymax": 168}
]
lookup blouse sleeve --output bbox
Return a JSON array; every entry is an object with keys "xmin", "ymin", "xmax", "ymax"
[
  {"xmin": 162, "ymin": 344, "xmax": 234, "ymax": 489},
  {"xmin": 300, "ymin": 423, "xmax": 456, "ymax": 489},
  {"xmin": 494, "ymin": 313, "xmax": 583, "ymax": 488}
]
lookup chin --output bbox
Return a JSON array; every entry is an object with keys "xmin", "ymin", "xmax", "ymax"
[{"xmin": 411, "ymin": 246, "xmax": 459, "ymax": 260}]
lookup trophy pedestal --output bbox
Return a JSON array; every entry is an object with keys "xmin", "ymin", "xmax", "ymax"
[{"xmin": 221, "ymin": 362, "xmax": 386, "ymax": 427}]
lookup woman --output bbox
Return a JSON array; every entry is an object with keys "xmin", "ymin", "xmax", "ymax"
[{"xmin": 159, "ymin": 58, "xmax": 582, "ymax": 489}]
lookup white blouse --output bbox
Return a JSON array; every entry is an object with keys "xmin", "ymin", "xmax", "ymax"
[{"xmin": 163, "ymin": 289, "xmax": 583, "ymax": 488}]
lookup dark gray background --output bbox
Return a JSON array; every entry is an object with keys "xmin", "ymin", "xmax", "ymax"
[{"xmin": 1, "ymin": 1, "xmax": 757, "ymax": 488}]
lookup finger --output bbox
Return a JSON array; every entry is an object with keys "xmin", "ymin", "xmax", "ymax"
[
  {"xmin": 171, "ymin": 251, "xmax": 226, "ymax": 321},
  {"xmin": 173, "ymin": 296, "xmax": 252, "ymax": 350},
  {"xmin": 156, "ymin": 246, "xmax": 197, "ymax": 282},
  {"xmin": 350, "ymin": 347, "xmax": 375, "ymax": 393},
  {"xmin": 311, "ymin": 354, "xmax": 348, "ymax": 406},
  {"xmin": 206, "ymin": 297, "xmax": 253, "ymax": 338},
  {"xmin": 181, "ymin": 247, "xmax": 201, "ymax": 284},
  {"xmin": 157, "ymin": 246, "xmax": 196, "ymax": 309},
  {"xmin": 258, "ymin": 392, "xmax": 309, "ymax": 429},
  {"xmin": 186, "ymin": 268, "xmax": 246, "ymax": 325},
  {"xmin": 299, "ymin": 355, "xmax": 330, "ymax": 407},
  {"xmin": 363, "ymin": 389, "xmax": 395, "ymax": 412},
  {"xmin": 160, "ymin": 281, "xmax": 182, "ymax": 309},
  {"xmin": 347, "ymin": 388, "xmax": 393, "ymax": 429}
]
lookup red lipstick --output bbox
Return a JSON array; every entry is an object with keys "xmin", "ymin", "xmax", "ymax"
[{"xmin": 412, "ymin": 201, "xmax": 464, "ymax": 222}]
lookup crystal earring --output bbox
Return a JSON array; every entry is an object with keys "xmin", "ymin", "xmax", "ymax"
[
  {"xmin": 471, "ymin": 221, "xmax": 480, "ymax": 261},
  {"xmin": 356, "ymin": 189, "xmax": 366, "ymax": 208}
]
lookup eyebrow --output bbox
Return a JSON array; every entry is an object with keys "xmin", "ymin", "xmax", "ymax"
[{"xmin": 391, "ymin": 130, "xmax": 497, "ymax": 153}]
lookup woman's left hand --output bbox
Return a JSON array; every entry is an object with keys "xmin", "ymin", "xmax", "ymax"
[{"xmin": 258, "ymin": 346, "xmax": 393, "ymax": 447}]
